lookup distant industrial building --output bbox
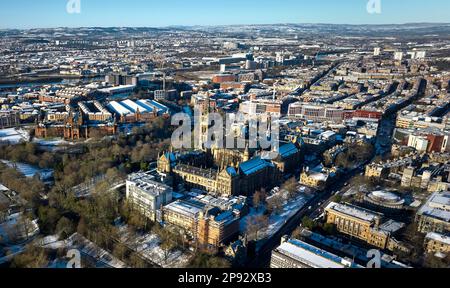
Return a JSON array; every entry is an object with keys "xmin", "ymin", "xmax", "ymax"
[
  {"xmin": 240, "ymin": 100, "xmax": 282, "ymax": 117},
  {"xmin": 154, "ymin": 89, "xmax": 178, "ymax": 101},
  {"xmin": 98, "ymin": 85, "xmax": 136, "ymax": 98},
  {"xmin": 107, "ymin": 99, "xmax": 169, "ymax": 122},
  {"xmin": 0, "ymin": 111, "xmax": 20, "ymax": 129},
  {"xmin": 105, "ymin": 74, "xmax": 138, "ymax": 86},
  {"xmin": 288, "ymin": 103, "xmax": 345, "ymax": 123}
]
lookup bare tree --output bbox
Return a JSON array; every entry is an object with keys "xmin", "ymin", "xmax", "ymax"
[
  {"xmin": 282, "ymin": 177, "xmax": 298, "ymax": 199},
  {"xmin": 246, "ymin": 215, "xmax": 269, "ymax": 241},
  {"xmin": 267, "ymin": 195, "xmax": 284, "ymax": 215}
]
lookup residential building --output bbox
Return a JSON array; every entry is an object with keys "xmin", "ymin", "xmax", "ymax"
[
  {"xmin": 416, "ymin": 191, "xmax": 450, "ymax": 234},
  {"xmin": 424, "ymin": 232, "xmax": 450, "ymax": 255}
]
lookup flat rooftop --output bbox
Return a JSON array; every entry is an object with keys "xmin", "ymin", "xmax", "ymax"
[
  {"xmin": 326, "ymin": 202, "xmax": 382, "ymax": 223},
  {"xmin": 164, "ymin": 200, "xmax": 203, "ymax": 218},
  {"xmin": 275, "ymin": 239, "xmax": 361, "ymax": 268},
  {"xmin": 426, "ymin": 232, "xmax": 450, "ymax": 245},
  {"xmin": 127, "ymin": 172, "xmax": 171, "ymax": 197},
  {"xmin": 418, "ymin": 191, "xmax": 450, "ymax": 222}
]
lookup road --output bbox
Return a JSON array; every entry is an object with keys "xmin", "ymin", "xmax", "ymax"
[
  {"xmin": 247, "ymin": 86, "xmax": 406, "ymax": 267},
  {"xmin": 246, "ymin": 61, "xmax": 357, "ymax": 268},
  {"xmin": 291, "ymin": 62, "xmax": 341, "ymax": 97},
  {"xmin": 375, "ymin": 114, "xmax": 397, "ymax": 156},
  {"xmin": 247, "ymin": 166, "xmax": 364, "ymax": 268}
]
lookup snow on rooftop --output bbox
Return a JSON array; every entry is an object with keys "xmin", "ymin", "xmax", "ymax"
[
  {"xmin": 149, "ymin": 100, "xmax": 169, "ymax": 112},
  {"xmin": 276, "ymin": 239, "xmax": 361, "ymax": 268},
  {"xmin": 371, "ymin": 191, "xmax": 401, "ymax": 202},
  {"xmin": 309, "ymin": 172, "xmax": 328, "ymax": 182},
  {"xmin": 379, "ymin": 219, "xmax": 405, "ymax": 234},
  {"xmin": 418, "ymin": 191, "xmax": 450, "ymax": 222},
  {"xmin": 98, "ymin": 85, "xmax": 136, "ymax": 94},
  {"xmin": 136, "ymin": 100, "xmax": 155, "ymax": 112},
  {"xmin": 164, "ymin": 200, "xmax": 203, "ymax": 218},
  {"xmin": 426, "ymin": 232, "xmax": 450, "ymax": 245},
  {"xmin": 120, "ymin": 99, "xmax": 149, "ymax": 113},
  {"xmin": 107, "ymin": 101, "xmax": 132, "ymax": 116},
  {"xmin": 326, "ymin": 202, "xmax": 380, "ymax": 223}
]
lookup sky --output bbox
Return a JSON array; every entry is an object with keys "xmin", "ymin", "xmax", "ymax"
[{"xmin": 0, "ymin": 0, "xmax": 449, "ymax": 29}]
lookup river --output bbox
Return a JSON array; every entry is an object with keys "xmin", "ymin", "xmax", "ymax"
[{"xmin": 0, "ymin": 76, "xmax": 104, "ymax": 90}]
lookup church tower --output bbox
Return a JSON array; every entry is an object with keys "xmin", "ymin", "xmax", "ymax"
[
  {"xmin": 197, "ymin": 92, "xmax": 211, "ymax": 151},
  {"xmin": 243, "ymin": 144, "xmax": 250, "ymax": 162}
]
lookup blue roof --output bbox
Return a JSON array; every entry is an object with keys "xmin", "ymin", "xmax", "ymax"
[
  {"xmin": 214, "ymin": 211, "xmax": 234, "ymax": 222},
  {"xmin": 165, "ymin": 152, "xmax": 177, "ymax": 162},
  {"xmin": 288, "ymin": 239, "xmax": 361, "ymax": 268},
  {"xmin": 149, "ymin": 100, "xmax": 169, "ymax": 113},
  {"xmin": 182, "ymin": 106, "xmax": 193, "ymax": 116},
  {"xmin": 279, "ymin": 143, "xmax": 299, "ymax": 158},
  {"xmin": 118, "ymin": 101, "xmax": 137, "ymax": 113},
  {"xmin": 226, "ymin": 167, "xmax": 238, "ymax": 177},
  {"xmin": 239, "ymin": 156, "xmax": 272, "ymax": 176},
  {"xmin": 136, "ymin": 100, "xmax": 155, "ymax": 112}
]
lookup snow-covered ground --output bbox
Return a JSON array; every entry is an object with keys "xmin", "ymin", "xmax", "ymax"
[
  {"xmin": 117, "ymin": 224, "xmax": 192, "ymax": 268},
  {"xmin": 67, "ymin": 233, "xmax": 127, "ymax": 268},
  {"xmin": 1, "ymin": 160, "xmax": 54, "ymax": 180},
  {"xmin": 343, "ymin": 184, "xmax": 368, "ymax": 197},
  {"xmin": 0, "ymin": 213, "xmax": 40, "ymax": 244},
  {"xmin": 0, "ymin": 128, "xmax": 29, "ymax": 144},
  {"xmin": 240, "ymin": 187, "xmax": 312, "ymax": 246},
  {"xmin": 36, "ymin": 234, "xmax": 127, "ymax": 268},
  {"xmin": 0, "ymin": 213, "xmax": 40, "ymax": 265},
  {"xmin": 38, "ymin": 235, "xmax": 64, "ymax": 250},
  {"xmin": 32, "ymin": 138, "xmax": 72, "ymax": 147}
]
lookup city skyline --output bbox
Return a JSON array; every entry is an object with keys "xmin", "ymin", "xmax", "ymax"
[
  {"xmin": 0, "ymin": 0, "xmax": 449, "ymax": 274},
  {"xmin": 0, "ymin": 0, "xmax": 450, "ymax": 29}
]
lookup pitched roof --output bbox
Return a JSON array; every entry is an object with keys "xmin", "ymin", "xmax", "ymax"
[
  {"xmin": 279, "ymin": 143, "xmax": 300, "ymax": 158},
  {"xmin": 239, "ymin": 156, "xmax": 272, "ymax": 176}
]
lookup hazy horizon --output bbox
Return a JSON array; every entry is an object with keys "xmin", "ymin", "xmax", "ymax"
[
  {"xmin": 1, "ymin": 0, "xmax": 449, "ymax": 29},
  {"xmin": 2, "ymin": 22, "xmax": 450, "ymax": 31}
]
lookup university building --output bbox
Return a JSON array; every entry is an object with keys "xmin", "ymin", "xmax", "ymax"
[
  {"xmin": 35, "ymin": 111, "xmax": 117, "ymax": 140},
  {"xmin": 171, "ymin": 156, "xmax": 277, "ymax": 197},
  {"xmin": 325, "ymin": 202, "xmax": 405, "ymax": 251},
  {"xmin": 126, "ymin": 172, "xmax": 173, "ymax": 221},
  {"xmin": 158, "ymin": 141, "xmax": 302, "ymax": 197},
  {"xmin": 270, "ymin": 237, "xmax": 361, "ymax": 268},
  {"xmin": 35, "ymin": 100, "xmax": 118, "ymax": 140},
  {"xmin": 161, "ymin": 194, "xmax": 247, "ymax": 248}
]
